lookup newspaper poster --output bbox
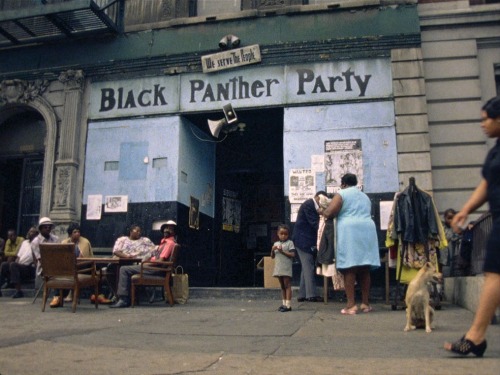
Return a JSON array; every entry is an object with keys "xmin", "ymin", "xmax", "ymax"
[
  {"xmin": 222, "ymin": 189, "xmax": 241, "ymax": 233},
  {"xmin": 104, "ymin": 195, "xmax": 128, "ymax": 213},
  {"xmin": 289, "ymin": 169, "xmax": 316, "ymax": 203},
  {"xmin": 325, "ymin": 139, "xmax": 363, "ymax": 193}
]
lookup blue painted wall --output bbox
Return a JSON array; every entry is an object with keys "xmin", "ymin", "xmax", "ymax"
[
  {"xmin": 178, "ymin": 118, "xmax": 216, "ymax": 218},
  {"xmin": 283, "ymin": 101, "xmax": 399, "ymax": 194},
  {"xmin": 83, "ymin": 117, "xmax": 180, "ymax": 203}
]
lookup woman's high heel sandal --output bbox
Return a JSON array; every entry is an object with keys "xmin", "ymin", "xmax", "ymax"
[{"xmin": 447, "ymin": 336, "xmax": 487, "ymax": 357}]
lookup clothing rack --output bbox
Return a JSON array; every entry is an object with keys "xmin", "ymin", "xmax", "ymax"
[
  {"xmin": 393, "ymin": 178, "xmax": 414, "ymax": 309},
  {"xmin": 391, "ymin": 177, "xmax": 441, "ymax": 310}
]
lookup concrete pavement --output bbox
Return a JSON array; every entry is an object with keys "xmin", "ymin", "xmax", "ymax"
[{"xmin": 0, "ymin": 289, "xmax": 499, "ymax": 375}]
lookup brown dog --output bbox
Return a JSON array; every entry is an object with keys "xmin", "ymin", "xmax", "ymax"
[{"xmin": 404, "ymin": 262, "xmax": 442, "ymax": 333}]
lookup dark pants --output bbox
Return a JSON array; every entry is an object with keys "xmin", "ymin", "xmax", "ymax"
[
  {"xmin": 296, "ymin": 247, "xmax": 318, "ymax": 299},
  {"xmin": 116, "ymin": 264, "xmax": 163, "ymax": 299},
  {"xmin": 1, "ymin": 262, "xmax": 35, "ymax": 286}
]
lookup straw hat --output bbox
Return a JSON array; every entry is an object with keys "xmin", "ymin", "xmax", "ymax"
[{"xmin": 38, "ymin": 217, "xmax": 54, "ymax": 228}]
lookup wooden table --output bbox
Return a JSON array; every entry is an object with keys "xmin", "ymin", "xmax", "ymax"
[
  {"xmin": 78, "ymin": 256, "xmax": 142, "ymax": 265},
  {"xmin": 78, "ymin": 257, "xmax": 142, "ymax": 297}
]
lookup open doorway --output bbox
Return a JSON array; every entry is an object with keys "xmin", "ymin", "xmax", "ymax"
[
  {"xmin": 185, "ymin": 107, "xmax": 285, "ymax": 286},
  {"xmin": 0, "ymin": 110, "xmax": 45, "ymax": 238},
  {"xmin": 213, "ymin": 107, "xmax": 285, "ymax": 286}
]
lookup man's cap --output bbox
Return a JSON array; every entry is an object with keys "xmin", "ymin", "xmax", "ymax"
[{"xmin": 38, "ymin": 217, "xmax": 54, "ymax": 228}]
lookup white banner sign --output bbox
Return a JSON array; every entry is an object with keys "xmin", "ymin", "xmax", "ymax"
[{"xmin": 202, "ymin": 44, "xmax": 261, "ymax": 73}]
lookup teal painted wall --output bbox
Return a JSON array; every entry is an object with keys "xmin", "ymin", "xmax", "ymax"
[{"xmin": 0, "ymin": 5, "xmax": 419, "ymax": 78}]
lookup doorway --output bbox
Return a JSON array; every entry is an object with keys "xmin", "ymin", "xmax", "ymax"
[
  {"xmin": 213, "ymin": 108, "xmax": 285, "ymax": 286},
  {"xmin": 0, "ymin": 109, "xmax": 45, "ymax": 238}
]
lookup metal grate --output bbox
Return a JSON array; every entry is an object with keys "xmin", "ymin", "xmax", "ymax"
[
  {"xmin": 0, "ymin": 0, "xmax": 121, "ymax": 48},
  {"xmin": 470, "ymin": 212, "xmax": 493, "ymax": 275}
]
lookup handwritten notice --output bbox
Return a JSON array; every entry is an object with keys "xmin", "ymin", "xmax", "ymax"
[
  {"xmin": 202, "ymin": 45, "xmax": 262, "ymax": 73},
  {"xmin": 289, "ymin": 169, "xmax": 316, "ymax": 204}
]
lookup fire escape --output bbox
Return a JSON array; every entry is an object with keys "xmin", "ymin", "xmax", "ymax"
[{"xmin": 0, "ymin": 0, "xmax": 123, "ymax": 48}]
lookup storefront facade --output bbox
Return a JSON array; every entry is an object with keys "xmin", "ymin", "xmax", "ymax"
[{"xmin": 4, "ymin": 1, "xmax": 490, "ymax": 287}]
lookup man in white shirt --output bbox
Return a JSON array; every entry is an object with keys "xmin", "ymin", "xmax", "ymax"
[
  {"xmin": 0, "ymin": 227, "xmax": 38, "ymax": 298},
  {"xmin": 31, "ymin": 217, "xmax": 60, "ymax": 306}
]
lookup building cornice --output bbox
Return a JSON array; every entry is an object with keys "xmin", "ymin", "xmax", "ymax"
[{"xmin": 419, "ymin": 4, "xmax": 500, "ymax": 28}]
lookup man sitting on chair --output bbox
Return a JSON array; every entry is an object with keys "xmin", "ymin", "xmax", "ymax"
[
  {"xmin": 0, "ymin": 227, "xmax": 38, "ymax": 298},
  {"xmin": 109, "ymin": 221, "xmax": 177, "ymax": 308},
  {"xmin": 31, "ymin": 217, "xmax": 61, "ymax": 307}
]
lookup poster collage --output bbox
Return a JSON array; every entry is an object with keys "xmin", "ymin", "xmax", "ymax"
[{"xmin": 289, "ymin": 139, "xmax": 363, "ymax": 221}]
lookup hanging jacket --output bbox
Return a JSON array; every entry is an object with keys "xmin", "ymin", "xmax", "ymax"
[{"xmin": 394, "ymin": 186, "xmax": 438, "ymax": 244}]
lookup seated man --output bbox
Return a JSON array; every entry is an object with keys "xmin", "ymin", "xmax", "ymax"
[
  {"xmin": 110, "ymin": 221, "xmax": 177, "ymax": 308},
  {"xmin": 4, "ymin": 229, "xmax": 24, "ymax": 263},
  {"xmin": 31, "ymin": 217, "xmax": 60, "ymax": 307},
  {"xmin": 0, "ymin": 227, "xmax": 38, "ymax": 298},
  {"xmin": 0, "ymin": 229, "xmax": 24, "ymax": 288}
]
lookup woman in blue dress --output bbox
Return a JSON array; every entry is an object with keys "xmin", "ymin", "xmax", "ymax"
[{"xmin": 320, "ymin": 173, "xmax": 380, "ymax": 315}]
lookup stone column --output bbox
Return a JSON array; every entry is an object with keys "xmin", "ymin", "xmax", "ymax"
[{"xmin": 50, "ymin": 69, "xmax": 85, "ymax": 224}]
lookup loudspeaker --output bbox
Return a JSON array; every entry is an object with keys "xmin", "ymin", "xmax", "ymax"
[
  {"xmin": 208, "ymin": 118, "xmax": 227, "ymax": 138},
  {"xmin": 223, "ymin": 103, "xmax": 238, "ymax": 125},
  {"xmin": 219, "ymin": 34, "xmax": 240, "ymax": 50},
  {"xmin": 208, "ymin": 104, "xmax": 238, "ymax": 138}
]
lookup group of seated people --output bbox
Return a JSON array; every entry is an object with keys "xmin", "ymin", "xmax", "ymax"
[{"xmin": 0, "ymin": 217, "xmax": 178, "ymax": 309}]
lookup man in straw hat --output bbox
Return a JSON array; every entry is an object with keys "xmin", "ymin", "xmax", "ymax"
[{"xmin": 31, "ymin": 217, "xmax": 61, "ymax": 307}]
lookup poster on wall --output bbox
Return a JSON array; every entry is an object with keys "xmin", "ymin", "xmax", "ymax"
[
  {"xmin": 222, "ymin": 189, "xmax": 241, "ymax": 233},
  {"xmin": 104, "ymin": 195, "xmax": 128, "ymax": 213},
  {"xmin": 189, "ymin": 196, "xmax": 200, "ymax": 230},
  {"xmin": 324, "ymin": 139, "xmax": 363, "ymax": 193},
  {"xmin": 86, "ymin": 194, "xmax": 102, "ymax": 220},
  {"xmin": 288, "ymin": 169, "xmax": 316, "ymax": 203}
]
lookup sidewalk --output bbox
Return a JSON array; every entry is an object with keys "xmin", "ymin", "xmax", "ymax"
[{"xmin": 0, "ymin": 289, "xmax": 498, "ymax": 375}]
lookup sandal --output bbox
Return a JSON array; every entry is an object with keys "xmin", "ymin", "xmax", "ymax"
[
  {"xmin": 445, "ymin": 336, "xmax": 487, "ymax": 357},
  {"xmin": 341, "ymin": 306, "xmax": 358, "ymax": 315},
  {"xmin": 360, "ymin": 304, "xmax": 373, "ymax": 313}
]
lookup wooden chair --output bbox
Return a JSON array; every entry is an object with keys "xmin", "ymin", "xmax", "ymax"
[
  {"xmin": 131, "ymin": 244, "xmax": 180, "ymax": 307},
  {"xmin": 39, "ymin": 243, "xmax": 99, "ymax": 313}
]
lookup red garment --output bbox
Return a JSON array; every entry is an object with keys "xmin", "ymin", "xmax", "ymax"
[{"xmin": 152, "ymin": 237, "xmax": 176, "ymax": 261}]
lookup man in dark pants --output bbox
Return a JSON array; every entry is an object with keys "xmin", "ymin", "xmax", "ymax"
[{"xmin": 292, "ymin": 191, "xmax": 326, "ymax": 302}]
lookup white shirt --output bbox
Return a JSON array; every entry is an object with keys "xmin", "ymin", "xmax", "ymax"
[{"xmin": 16, "ymin": 240, "xmax": 34, "ymax": 266}]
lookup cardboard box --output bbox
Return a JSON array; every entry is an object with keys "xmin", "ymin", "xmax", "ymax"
[{"xmin": 257, "ymin": 256, "xmax": 280, "ymax": 288}]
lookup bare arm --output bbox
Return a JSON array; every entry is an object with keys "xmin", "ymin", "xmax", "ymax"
[
  {"xmin": 114, "ymin": 250, "xmax": 133, "ymax": 259},
  {"xmin": 321, "ymin": 194, "xmax": 343, "ymax": 219},
  {"xmin": 451, "ymin": 178, "xmax": 488, "ymax": 233}
]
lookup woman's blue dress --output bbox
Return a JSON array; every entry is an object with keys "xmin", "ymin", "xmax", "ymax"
[{"xmin": 336, "ymin": 187, "xmax": 380, "ymax": 270}]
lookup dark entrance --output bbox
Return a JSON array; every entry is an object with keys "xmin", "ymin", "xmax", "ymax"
[
  {"xmin": 213, "ymin": 108, "xmax": 285, "ymax": 286},
  {"xmin": 0, "ymin": 110, "xmax": 45, "ymax": 238}
]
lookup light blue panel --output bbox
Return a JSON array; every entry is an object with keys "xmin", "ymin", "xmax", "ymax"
[
  {"xmin": 284, "ymin": 102, "xmax": 398, "ymax": 194},
  {"xmin": 119, "ymin": 142, "xmax": 148, "ymax": 180},
  {"xmin": 83, "ymin": 117, "xmax": 180, "ymax": 203},
  {"xmin": 178, "ymin": 118, "xmax": 216, "ymax": 218}
]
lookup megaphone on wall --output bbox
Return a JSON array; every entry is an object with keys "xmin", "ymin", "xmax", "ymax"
[{"xmin": 208, "ymin": 104, "xmax": 238, "ymax": 138}]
